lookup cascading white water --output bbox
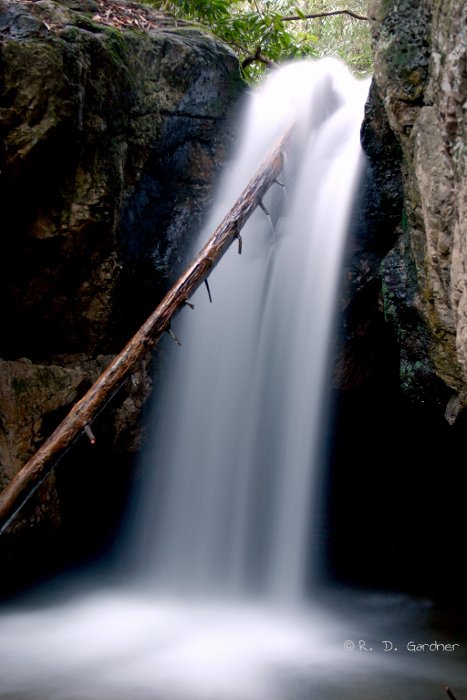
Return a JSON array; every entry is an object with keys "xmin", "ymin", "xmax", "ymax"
[{"xmin": 131, "ymin": 58, "xmax": 369, "ymax": 601}]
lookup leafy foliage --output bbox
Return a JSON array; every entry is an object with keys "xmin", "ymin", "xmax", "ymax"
[
  {"xmin": 140, "ymin": 0, "xmax": 372, "ymax": 81},
  {"xmin": 309, "ymin": 1, "xmax": 372, "ymax": 74}
]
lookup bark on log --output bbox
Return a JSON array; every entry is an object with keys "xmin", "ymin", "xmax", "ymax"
[{"xmin": 0, "ymin": 124, "xmax": 293, "ymax": 534}]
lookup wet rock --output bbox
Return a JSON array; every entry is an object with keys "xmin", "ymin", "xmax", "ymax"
[
  {"xmin": 366, "ymin": 0, "xmax": 467, "ymax": 416},
  {"xmin": 0, "ymin": 0, "xmax": 243, "ymax": 569},
  {"xmin": 0, "ymin": 0, "xmax": 243, "ymax": 360},
  {"xmin": 335, "ymin": 80, "xmax": 404, "ymax": 391}
]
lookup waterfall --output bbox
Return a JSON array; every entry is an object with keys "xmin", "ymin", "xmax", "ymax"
[
  {"xmin": 1, "ymin": 57, "xmax": 463, "ymax": 700},
  {"xmin": 1, "ymin": 60, "xmax": 465, "ymax": 700},
  {"xmin": 0, "ymin": 60, "xmax": 422, "ymax": 700},
  {"xmin": 131, "ymin": 58, "xmax": 369, "ymax": 601}
]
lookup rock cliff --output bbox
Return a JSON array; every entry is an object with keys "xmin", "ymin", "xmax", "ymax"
[
  {"xmin": 0, "ymin": 0, "xmax": 243, "ymax": 578},
  {"xmin": 367, "ymin": 0, "xmax": 467, "ymax": 420},
  {"xmin": 326, "ymin": 1, "xmax": 466, "ymax": 597}
]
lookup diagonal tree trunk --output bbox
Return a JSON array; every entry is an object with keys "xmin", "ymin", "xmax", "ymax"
[{"xmin": 0, "ymin": 124, "xmax": 293, "ymax": 534}]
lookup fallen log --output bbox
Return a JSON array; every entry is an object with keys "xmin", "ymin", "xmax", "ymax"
[
  {"xmin": 445, "ymin": 688, "xmax": 458, "ymax": 700},
  {"xmin": 0, "ymin": 124, "xmax": 293, "ymax": 534}
]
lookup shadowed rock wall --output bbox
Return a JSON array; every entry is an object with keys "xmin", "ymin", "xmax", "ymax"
[
  {"xmin": 0, "ymin": 0, "xmax": 243, "ymax": 582},
  {"xmin": 367, "ymin": 0, "xmax": 467, "ymax": 420}
]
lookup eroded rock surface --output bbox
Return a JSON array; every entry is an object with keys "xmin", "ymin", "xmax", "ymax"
[{"xmin": 368, "ymin": 0, "xmax": 467, "ymax": 419}]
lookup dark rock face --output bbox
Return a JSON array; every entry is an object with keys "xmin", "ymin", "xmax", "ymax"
[
  {"xmin": 0, "ymin": 0, "xmax": 243, "ymax": 584},
  {"xmin": 0, "ymin": 0, "xmax": 243, "ymax": 360},
  {"xmin": 336, "ymin": 80, "xmax": 404, "ymax": 392},
  {"xmin": 367, "ymin": 0, "xmax": 467, "ymax": 419},
  {"xmin": 328, "ymin": 2, "xmax": 467, "ymax": 599}
]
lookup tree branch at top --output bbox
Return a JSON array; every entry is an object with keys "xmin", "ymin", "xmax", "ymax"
[
  {"xmin": 281, "ymin": 9, "xmax": 368, "ymax": 22},
  {"xmin": 241, "ymin": 46, "xmax": 278, "ymax": 70}
]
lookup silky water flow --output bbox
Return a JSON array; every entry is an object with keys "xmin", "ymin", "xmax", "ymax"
[
  {"xmin": 130, "ymin": 58, "xmax": 368, "ymax": 601},
  {"xmin": 1, "ymin": 59, "xmax": 465, "ymax": 700}
]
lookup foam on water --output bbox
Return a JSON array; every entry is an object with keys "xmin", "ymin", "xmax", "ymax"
[{"xmin": 1, "ymin": 587, "xmax": 466, "ymax": 700}]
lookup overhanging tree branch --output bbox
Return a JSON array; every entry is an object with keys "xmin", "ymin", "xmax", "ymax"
[
  {"xmin": 241, "ymin": 46, "xmax": 277, "ymax": 70},
  {"xmin": 281, "ymin": 9, "xmax": 368, "ymax": 22},
  {"xmin": 0, "ymin": 122, "xmax": 295, "ymax": 535}
]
